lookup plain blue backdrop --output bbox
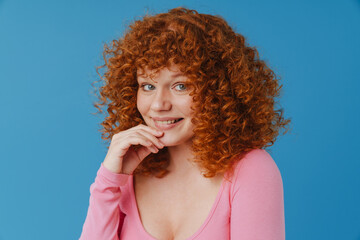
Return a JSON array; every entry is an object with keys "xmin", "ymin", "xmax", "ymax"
[{"xmin": 1, "ymin": 0, "xmax": 359, "ymax": 239}]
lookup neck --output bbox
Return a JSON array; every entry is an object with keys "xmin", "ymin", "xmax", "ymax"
[{"xmin": 166, "ymin": 140, "xmax": 201, "ymax": 177}]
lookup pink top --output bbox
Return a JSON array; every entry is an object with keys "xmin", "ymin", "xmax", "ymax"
[{"xmin": 79, "ymin": 149, "xmax": 285, "ymax": 240}]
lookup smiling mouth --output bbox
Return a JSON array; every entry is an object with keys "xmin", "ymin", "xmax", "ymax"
[{"xmin": 154, "ymin": 118, "xmax": 184, "ymax": 125}]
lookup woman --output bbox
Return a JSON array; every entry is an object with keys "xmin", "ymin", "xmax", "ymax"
[{"xmin": 80, "ymin": 7, "xmax": 290, "ymax": 240}]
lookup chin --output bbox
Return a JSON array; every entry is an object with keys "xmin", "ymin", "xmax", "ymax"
[{"xmin": 158, "ymin": 134, "xmax": 193, "ymax": 147}]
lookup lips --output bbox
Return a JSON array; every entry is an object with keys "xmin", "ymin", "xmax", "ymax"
[
  {"xmin": 154, "ymin": 118, "xmax": 183, "ymax": 124},
  {"xmin": 153, "ymin": 118, "xmax": 184, "ymax": 130},
  {"xmin": 152, "ymin": 117, "xmax": 183, "ymax": 121}
]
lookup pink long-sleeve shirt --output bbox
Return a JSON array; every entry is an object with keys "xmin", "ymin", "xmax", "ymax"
[{"xmin": 79, "ymin": 149, "xmax": 285, "ymax": 240}]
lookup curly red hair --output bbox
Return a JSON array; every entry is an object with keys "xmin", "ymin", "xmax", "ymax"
[{"xmin": 92, "ymin": 7, "xmax": 291, "ymax": 178}]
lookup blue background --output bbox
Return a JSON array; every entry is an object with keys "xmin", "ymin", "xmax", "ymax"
[{"xmin": 1, "ymin": 0, "xmax": 359, "ymax": 239}]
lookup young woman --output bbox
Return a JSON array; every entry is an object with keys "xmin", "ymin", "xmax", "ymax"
[{"xmin": 80, "ymin": 7, "xmax": 290, "ymax": 240}]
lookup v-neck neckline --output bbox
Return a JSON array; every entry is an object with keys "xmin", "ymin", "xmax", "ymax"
[{"xmin": 129, "ymin": 175, "xmax": 226, "ymax": 240}]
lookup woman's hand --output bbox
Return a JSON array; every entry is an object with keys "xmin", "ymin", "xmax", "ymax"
[{"xmin": 102, "ymin": 124, "xmax": 165, "ymax": 174}]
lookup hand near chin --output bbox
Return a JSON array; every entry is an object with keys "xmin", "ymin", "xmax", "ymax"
[{"xmin": 103, "ymin": 124, "xmax": 165, "ymax": 175}]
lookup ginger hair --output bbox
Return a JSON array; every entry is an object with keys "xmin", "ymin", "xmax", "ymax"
[{"xmin": 92, "ymin": 7, "xmax": 291, "ymax": 178}]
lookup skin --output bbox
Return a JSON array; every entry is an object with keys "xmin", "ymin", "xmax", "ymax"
[
  {"xmin": 136, "ymin": 66, "xmax": 194, "ymax": 146},
  {"xmin": 102, "ymin": 64, "xmax": 196, "ymax": 175},
  {"xmin": 102, "ymin": 65, "xmax": 223, "ymax": 239},
  {"xmin": 134, "ymin": 66, "xmax": 224, "ymax": 238}
]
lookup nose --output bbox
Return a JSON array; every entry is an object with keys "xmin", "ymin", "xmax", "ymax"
[{"xmin": 150, "ymin": 88, "xmax": 172, "ymax": 111}]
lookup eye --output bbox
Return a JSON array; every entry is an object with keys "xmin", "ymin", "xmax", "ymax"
[
  {"xmin": 140, "ymin": 84, "xmax": 155, "ymax": 91},
  {"xmin": 174, "ymin": 83, "xmax": 187, "ymax": 91}
]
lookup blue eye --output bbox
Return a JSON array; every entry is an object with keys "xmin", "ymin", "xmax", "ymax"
[
  {"xmin": 175, "ymin": 84, "xmax": 187, "ymax": 91},
  {"xmin": 141, "ymin": 84, "xmax": 155, "ymax": 91}
]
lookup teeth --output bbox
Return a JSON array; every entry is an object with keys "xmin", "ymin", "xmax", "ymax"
[{"xmin": 155, "ymin": 119, "xmax": 180, "ymax": 125}]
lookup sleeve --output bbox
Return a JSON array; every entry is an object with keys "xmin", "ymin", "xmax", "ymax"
[
  {"xmin": 79, "ymin": 163, "xmax": 131, "ymax": 240},
  {"xmin": 230, "ymin": 149, "xmax": 285, "ymax": 240}
]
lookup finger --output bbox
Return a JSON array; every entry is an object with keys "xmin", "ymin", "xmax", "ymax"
[
  {"xmin": 136, "ymin": 145, "xmax": 154, "ymax": 160},
  {"xmin": 135, "ymin": 124, "xmax": 164, "ymax": 137},
  {"xmin": 112, "ymin": 124, "xmax": 162, "ymax": 141},
  {"xmin": 147, "ymin": 145, "xmax": 159, "ymax": 153},
  {"xmin": 135, "ymin": 129, "xmax": 165, "ymax": 149},
  {"xmin": 126, "ymin": 135, "xmax": 153, "ymax": 150},
  {"xmin": 111, "ymin": 132, "xmax": 155, "ymax": 154},
  {"xmin": 130, "ymin": 132, "xmax": 162, "ymax": 153}
]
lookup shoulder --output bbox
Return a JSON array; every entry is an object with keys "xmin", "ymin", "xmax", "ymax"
[
  {"xmin": 229, "ymin": 149, "xmax": 283, "ymax": 197},
  {"xmin": 227, "ymin": 149, "xmax": 286, "ymax": 239},
  {"xmin": 235, "ymin": 149, "xmax": 280, "ymax": 175}
]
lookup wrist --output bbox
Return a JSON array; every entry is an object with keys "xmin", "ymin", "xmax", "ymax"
[{"xmin": 102, "ymin": 160, "xmax": 122, "ymax": 174}]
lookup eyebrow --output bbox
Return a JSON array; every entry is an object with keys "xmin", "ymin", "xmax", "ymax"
[{"xmin": 137, "ymin": 72, "xmax": 186, "ymax": 81}]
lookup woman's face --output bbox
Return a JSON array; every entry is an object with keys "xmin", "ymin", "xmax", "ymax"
[{"xmin": 136, "ymin": 65, "xmax": 195, "ymax": 147}]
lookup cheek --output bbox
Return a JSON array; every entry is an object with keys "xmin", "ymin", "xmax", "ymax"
[
  {"xmin": 136, "ymin": 93, "xmax": 146, "ymax": 115},
  {"xmin": 181, "ymin": 98, "xmax": 194, "ymax": 116}
]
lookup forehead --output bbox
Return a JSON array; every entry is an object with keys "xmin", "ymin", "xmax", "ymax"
[{"xmin": 136, "ymin": 65, "xmax": 187, "ymax": 82}]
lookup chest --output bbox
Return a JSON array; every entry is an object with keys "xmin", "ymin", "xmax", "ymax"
[{"xmin": 133, "ymin": 175, "xmax": 224, "ymax": 240}]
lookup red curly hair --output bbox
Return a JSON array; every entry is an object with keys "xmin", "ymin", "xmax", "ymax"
[{"xmin": 92, "ymin": 7, "xmax": 291, "ymax": 178}]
